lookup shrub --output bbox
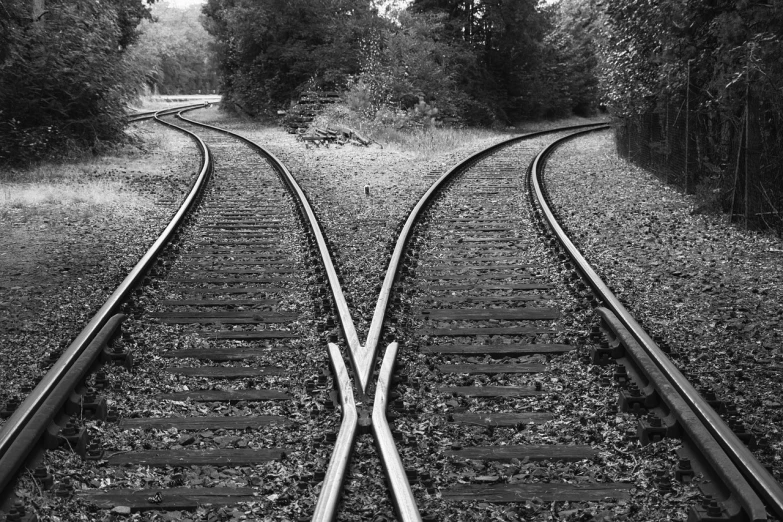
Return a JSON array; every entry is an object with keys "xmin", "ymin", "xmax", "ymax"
[{"xmin": 0, "ymin": 0, "xmax": 151, "ymax": 166}]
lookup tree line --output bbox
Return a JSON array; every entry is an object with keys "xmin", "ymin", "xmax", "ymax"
[
  {"xmin": 596, "ymin": 0, "xmax": 783, "ymax": 230},
  {"xmin": 130, "ymin": 2, "xmax": 219, "ymax": 96},
  {"xmin": 202, "ymin": 0, "xmax": 599, "ymax": 125},
  {"xmin": 0, "ymin": 0, "xmax": 153, "ymax": 164},
  {"xmin": 0, "ymin": 0, "xmax": 218, "ymax": 165},
  {"xmin": 5, "ymin": 0, "xmax": 781, "ymax": 189}
]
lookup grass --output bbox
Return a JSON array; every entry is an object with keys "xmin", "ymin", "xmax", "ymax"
[
  {"xmin": 0, "ymin": 169, "xmax": 150, "ymax": 222},
  {"xmin": 0, "ymin": 129, "xmax": 166, "ymax": 222},
  {"xmin": 312, "ymin": 104, "xmax": 607, "ymax": 156}
]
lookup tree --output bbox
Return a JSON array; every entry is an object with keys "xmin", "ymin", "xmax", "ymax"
[
  {"xmin": 202, "ymin": 0, "xmax": 382, "ymax": 114},
  {"xmin": 409, "ymin": 0, "xmax": 553, "ymax": 121},
  {"xmin": 536, "ymin": 0, "xmax": 601, "ymax": 117},
  {"xmin": 130, "ymin": 2, "xmax": 219, "ymax": 95},
  {"xmin": 0, "ymin": 0, "xmax": 154, "ymax": 164}
]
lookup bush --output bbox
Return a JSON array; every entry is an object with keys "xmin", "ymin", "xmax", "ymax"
[
  {"xmin": 0, "ymin": 0, "xmax": 151, "ymax": 166},
  {"xmin": 460, "ymin": 99, "xmax": 496, "ymax": 127}
]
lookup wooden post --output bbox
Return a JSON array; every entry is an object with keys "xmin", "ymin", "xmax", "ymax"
[
  {"xmin": 465, "ymin": 0, "xmax": 473, "ymax": 42},
  {"xmin": 665, "ymin": 71, "xmax": 670, "ymax": 184},
  {"xmin": 744, "ymin": 60, "xmax": 750, "ymax": 229},
  {"xmin": 684, "ymin": 61, "xmax": 691, "ymax": 194},
  {"xmin": 32, "ymin": 0, "xmax": 44, "ymax": 22},
  {"xmin": 729, "ymin": 110, "xmax": 745, "ymax": 224}
]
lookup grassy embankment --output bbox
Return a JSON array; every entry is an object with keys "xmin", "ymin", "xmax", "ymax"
[
  {"xmin": 2, "ymin": 95, "xmax": 603, "ymax": 222},
  {"xmin": 311, "ymin": 104, "xmax": 605, "ymax": 156},
  {"xmin": 0, "ymin": 97, "xmax": 200, "ymax": 222}
]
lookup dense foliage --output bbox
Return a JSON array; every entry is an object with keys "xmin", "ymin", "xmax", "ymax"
[
  {"xmin": 130, "ymin": 2, "xmax": 219, "ymax": 95},
  {"xmin": 598, "ymin": 0, "xmax": 783, "ymax": 229},
  {"xmin": 599, "ymin": 0, "xmax": 783, "ymax": 118},
  {"xmin": 202, "ymin": 0, "xmax": 601, "ymax": 124},
  {"xmin": 202, "ymin": 0, "xmax": 382, "ymax": 115},
  {"xmin": 0, "ymin": 0, "xmax": 153, "ymax": 165}
]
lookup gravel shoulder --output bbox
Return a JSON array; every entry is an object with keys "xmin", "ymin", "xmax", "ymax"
[
  {"xmin": 0, "ymin": 119, "xmax": 201, "ymax": 414},
  {"xmin": 544, "ymin": 130, "xmax": 783, "ymax": 480}
]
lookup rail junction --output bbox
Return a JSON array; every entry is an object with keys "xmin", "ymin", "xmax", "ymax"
[{"xmin": 0, "ymin": 104, "xmax": 781, "ymax": 521}]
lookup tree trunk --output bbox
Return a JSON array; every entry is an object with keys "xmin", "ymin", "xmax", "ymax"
[{"xmin": 465, "ymin": 0, "xmax": 473, "ymax": 42}]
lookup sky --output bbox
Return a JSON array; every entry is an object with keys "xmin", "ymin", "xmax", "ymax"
[
  {"xmin": 161, "ymin": 0, "xmax": 205, "ymax": 8},
  {"xmin": 157, "ymin": 0, "xmax": 557, "ymax": 9}
]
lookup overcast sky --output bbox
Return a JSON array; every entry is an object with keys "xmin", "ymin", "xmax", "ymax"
[
  {"xmin": 160, "ymin": 0, "xmax": 205, "ymax": 8},
  {"xmin": 157, "ymin": 0, "xmax": 557, "ymax": 9}
]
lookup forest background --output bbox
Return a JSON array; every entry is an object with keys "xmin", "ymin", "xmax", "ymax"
[{"xmin": 1, "ymin": 0, "xmax": 783, "ymax": 230}]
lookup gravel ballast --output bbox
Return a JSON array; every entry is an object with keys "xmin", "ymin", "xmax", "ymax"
[
  {"xmin": 0, "ymin": 120, "xmax": 200, "ymax": 420},
  {"xmin": 543, "ymin": 130, "xmax": 783, "ymax": 482},
  {"xmin": 6, "ymin": 109, "xmax": 780, "ymax": 520}
]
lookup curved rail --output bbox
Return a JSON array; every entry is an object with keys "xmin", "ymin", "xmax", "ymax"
[
  {"xmin": 0, "ymin": 106, "xmax": 214, "ymax": 502},
  {"xmin": 170, "ymin": 111, "xmax": 361, "ymax": 522},
  {"xmin": 155, "ymin": 115, "xmax": 606, "ymax": 520},
  {"xmin": 372, "ymin": 343, "xmax": 421, "ymax": 522},
  {"xmin": 173, "ymin": 112, "xmax": 360, "ymax": 364},
  {"xmin": 358, "ymin": 122, "xmax": 607, "ymax": 514},
  {"xmin": 127, "ymin": 102, "xmax": 209, "ymax": 123},
  {"xmin": 355, "ymin": 122, "xmax": 608, "ymax": 394},
  {"xmin": 312, "ymin": 344, "xmax": 359, "ymax": 522},
  {"xmin": 179, "ymin": 112, "xmax": 610, "ymax": 398},
  {"xmin": 530, "ymin": 126, "xmax": 783, "ymax": 520}
]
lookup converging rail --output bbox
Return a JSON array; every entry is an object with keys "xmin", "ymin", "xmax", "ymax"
[
  {"xmin": 3, "ymin": 115, "xmax": 781, "ymax": 522},
  {"xmin": 350, "ymin": 123, "xmax": 782, "ymax": 521},
  {"xmin": 0, "ymin": 104, "xmax": 348, "ymax": 520}
]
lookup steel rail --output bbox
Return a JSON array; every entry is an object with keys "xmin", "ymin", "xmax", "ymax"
[
  {"xmin": 0, "ymin": 106, "xmax": 214, "ymax": 501},
  {"xmin": 348, "ymin": 121, "xmax": 608, "ymax": 515},
  {"xmin": 173, "ymin": 112, "xmax": 363, "ymax": 362},
  {"xmin": 372, "ymin": 342, "xmax": 421, "ymax": 522},
  {"xmin": 530, "ymin": 126, "xmax": 783, "ymax": 520},
  {"xmin": 163, "ymin": 109, "xmax": 369, "ymax": 522},
  {"xmin": 166, "ymin": 115, "xmax": 606, "ymax": 519},
  {"xmin": 312, "ymin": 344, "xmax": 359, "ymax": 522},
  {"xmin": 169, "ymin": 112, "xmax": 362, "ymax": 522},
  {"xmin": 597, "ymin": 307, "xmax": 766, "ymax": 520},
  {"xmin": 127, "ymin": 102, "xmax": 209, "ymax": 123},
  {"xmin": 179, "ymin": 114, "xmax": 607, "ymax": 396},
  {"xmin": 354, "ymin": 121, "xmax": 610, "ymax": 394}
]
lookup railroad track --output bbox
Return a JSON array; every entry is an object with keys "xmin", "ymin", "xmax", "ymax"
[{"xmin": 1, "ymin": 110, "xmax": 782, "ymax": 521}]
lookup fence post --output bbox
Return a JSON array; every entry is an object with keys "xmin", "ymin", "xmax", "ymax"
[
  {"xmin": 32, "ymin": 0, "xmax": 44, "ymax": 23},
  {"xmin": 684, "ymin": 60, "xmax": 691, "ymax": 194},
  {"xmin": 745, "ymin": 71, "xmax": 750, "ymax": 229},
  {"xmin": 665, "ymin": 72, "xmax": 670, "ymax": 185},
  {"xmin": 729, "ymin": 109, "xmax": 745, "ymax": 225}
]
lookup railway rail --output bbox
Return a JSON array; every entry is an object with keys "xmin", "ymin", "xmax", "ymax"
[{"xmin": 0, "ymin": 108, "xmax": 781, "ymax": 521}]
